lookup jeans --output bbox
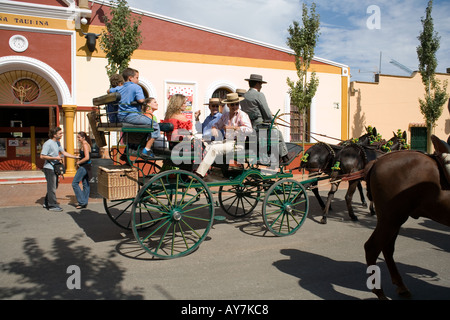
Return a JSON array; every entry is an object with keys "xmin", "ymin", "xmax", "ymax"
[
  {"xmin": 43, "ymin": 168, "xmax": 58, "ymax": 208},
  {"xmin": 72, "ymin": 165, "xmax": 90, "ymax": 206},
  {"xmin": 118, "ymin": 112, "xmax": 160, "ymax": 139}
]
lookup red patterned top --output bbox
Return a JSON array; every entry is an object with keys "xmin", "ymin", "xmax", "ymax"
[{"xmin": 161, "ymin": 118, "xmax": 192, "ymax": 141}]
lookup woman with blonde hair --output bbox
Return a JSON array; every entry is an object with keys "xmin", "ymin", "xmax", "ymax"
[
  {"xmin": 161, "ymin": 94, "xmax": 204, "ymax": 171},
  {"xmin": 161, "ymin": 94, "xmax": 192, "ymax": 144}
]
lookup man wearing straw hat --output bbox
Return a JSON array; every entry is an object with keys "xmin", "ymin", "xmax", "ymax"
[
  {"xmin": 194, "ymin": 98, "xmax": 224, "ymax": 142},
  {"xmin": 240, "ymin": 74, "xmax": 289, "ymax": 164},
  {"xmin": 195, "ymin": 92, "xmax": 253, "ymax": 178}
]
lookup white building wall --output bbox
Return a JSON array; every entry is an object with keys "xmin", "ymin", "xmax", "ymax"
[{"xmin": 76, "ymin": 56, "xmax": 344, "ymax": 145}]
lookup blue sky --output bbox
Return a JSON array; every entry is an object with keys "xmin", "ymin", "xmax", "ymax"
[{"xmin": 126, "ymin": 0, "xmax": 450, "ymax": 82}]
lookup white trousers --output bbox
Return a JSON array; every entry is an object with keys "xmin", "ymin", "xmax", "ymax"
[{"xmin": 196, "ymin": 140, "xmax": 244, "ymax": 177}]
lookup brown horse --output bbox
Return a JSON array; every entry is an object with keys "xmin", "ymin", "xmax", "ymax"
[{"xmin": 364, "ymin": 148, "xmax": 450, "ymax": 299}]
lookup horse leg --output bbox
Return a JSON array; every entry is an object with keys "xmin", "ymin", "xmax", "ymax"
[
  {"xmin": 364, "ymin": 226, "xmax": 389, "ymax": 300},
  {"xmin": 382, "ymin": 226, "xmax": 411, "ymax": 298},
  {"xmin": 364, "ymin": 208, "xmax": 409, "ymax": 300},
  {"xmin": 357, "ymin": 181, "xmax": 368, "ymax": 207},
  {"xmin": 321, "ymin": 181, "xmax": 340, "ymax": 224},
  {"xmin": 311, "ymin": 184, "xmax": 326, "ymax": 210},
  {"xmin": 369, "ymin": 201, "xmax": 376, "ymax": 216},
  {"xmin": 345, "ymin": 180, "xmax": 359, "ymax": 221}
]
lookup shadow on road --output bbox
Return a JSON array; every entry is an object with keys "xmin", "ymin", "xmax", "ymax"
[{"xmin": 0, "ymin": 234, "xmax": 144, "ymax": 299}]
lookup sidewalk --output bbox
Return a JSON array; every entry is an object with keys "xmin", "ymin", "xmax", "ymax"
[
  {"xmin": 0, "ymin": 177, "xmax": 103, "ymax": 208},
  {"xmin": 0, "ymin": 170, "xmax": 346, "ymax": 208}
]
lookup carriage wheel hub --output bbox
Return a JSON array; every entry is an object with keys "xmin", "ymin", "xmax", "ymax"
[
  {"xmin": 284, "ymin": 204, "xmax": 293, "ymax": 214},
  {"xmin": 172, "ymin": 210, "xmax": 182, "ymax": 221}
]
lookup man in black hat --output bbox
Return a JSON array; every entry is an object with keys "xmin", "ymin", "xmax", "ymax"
[{"xmin": 240, "ymin": 74, "xmax": 289, "ymax": 164}]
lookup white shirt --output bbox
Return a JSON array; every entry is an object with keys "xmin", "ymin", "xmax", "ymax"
[{"xmin": 214, "ymin": 109, "xmax": 253, "ymax": 140}]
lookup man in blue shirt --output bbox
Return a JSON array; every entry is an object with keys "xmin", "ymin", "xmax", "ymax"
[
  {"xmin": 109, "ymin": 68, "xmax": 160, "ymax": 157},
  {"xmin": 40, "ymin": 127, "xmax": 79, "ymax": 211},
  {"xmin": 195, "ymin": 98, "xmax": 223, "ymax": 142}
]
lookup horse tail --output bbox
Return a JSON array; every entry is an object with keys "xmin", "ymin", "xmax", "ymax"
[{"xmin": 364, "ymin": 159, "xmax": 377, "ymax": 201}]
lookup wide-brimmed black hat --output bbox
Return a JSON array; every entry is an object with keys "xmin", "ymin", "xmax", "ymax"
[{"xmin": 244, "ymin": 74, "xmax": 267, "ymax": 83}]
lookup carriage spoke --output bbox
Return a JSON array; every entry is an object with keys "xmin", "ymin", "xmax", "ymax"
[
  {"xmin": 263, "ymin": 179, "xmax": 309, "ymax": 237},
  {"xmin": 132, "ymin": 170, "xmax": 215, "ymax": 259}
]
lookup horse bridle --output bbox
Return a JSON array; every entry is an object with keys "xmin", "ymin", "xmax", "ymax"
[{"xmin": 318, "ymin": 142, "xmax": 336, "ymax": 172}]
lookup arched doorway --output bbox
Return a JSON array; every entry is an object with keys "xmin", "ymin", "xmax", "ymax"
[
  {"xmin": 0, "ymin": 70, "xmax": 59, "ymax": 170},
  {"xmin": 212, "ymin": 87, "xmax": 232, "ymax": 113}
]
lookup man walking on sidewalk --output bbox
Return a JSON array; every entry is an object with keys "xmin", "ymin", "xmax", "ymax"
[{"xmin": 40, "ymin": 127, "xmax": 78, "ymax": 212}]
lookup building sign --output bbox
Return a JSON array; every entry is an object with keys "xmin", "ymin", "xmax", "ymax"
[{"xmin": 0, "ymin": 13, "xmax": 70, "ymax": 30}]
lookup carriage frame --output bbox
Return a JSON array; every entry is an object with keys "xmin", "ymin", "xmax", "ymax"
[{"xmin": 90, "ymin": 93, "xmax": 326, "ymax": 259}]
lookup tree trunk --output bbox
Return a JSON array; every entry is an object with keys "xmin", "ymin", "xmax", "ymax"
[{"xmin": 426, "ymin": 123, "xmax": 433, "ymax": 154}]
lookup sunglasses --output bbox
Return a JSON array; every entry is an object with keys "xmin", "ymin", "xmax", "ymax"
[{"xmin": 229, "ymin": 103, "xmax": 239, "ymax": 107}]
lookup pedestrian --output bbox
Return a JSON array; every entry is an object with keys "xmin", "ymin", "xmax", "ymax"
[
  {"xmin": 72, "ymin": 131, "xmax": 92, "ymax": 209},
  {"xmin": 40, "ymin": 127, "xmax": 79, "ymax": 212}
]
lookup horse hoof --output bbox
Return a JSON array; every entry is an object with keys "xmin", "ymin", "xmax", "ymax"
[
  {"xmin": 397, "ymin": 287, "xmax": 412, "ymax": 299},
  {"xmin": 350, "ymin": 215, "xmax": 359, "ymax": 221},
  {"xmin": 320, "ymin": 218, "xmax": 327, "ymax": 224},
  {"xmin": 373, "ymin": 289, "xmax": 389, "ymax": 300}
]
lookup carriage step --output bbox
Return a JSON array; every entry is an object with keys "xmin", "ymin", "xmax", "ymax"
[{"xmin": 214, "ymin": 215, "xmax": 226, "ymax": 221}]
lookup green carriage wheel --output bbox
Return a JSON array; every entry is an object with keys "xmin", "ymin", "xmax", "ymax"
[
  {"xmin": 104, "ymin": 197, "xmax": 157, "ymax": 231},
  {"xmin": 131, "ymin": 169, "xmax": 215, "ymax": 259},
  {"xmin": 218, "ymin": 173, "xmax": 263, "ymax": 218},
  {"xmin": 103, "ymin": 160, "xmax": 161, "ymax": 231},
  {"xmin": 262, "ymin": 179, "xmax": 309, "ymax": 236}
]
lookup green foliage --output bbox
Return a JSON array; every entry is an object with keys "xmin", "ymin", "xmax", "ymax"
[
  {"xmin": 417, "ymin": 0, "xmax": 440, "ymax": 91},
  {"xmin": 99, "ymin": 0, "xmax": 143, "ymax": 77},
  {"xmin": 416, "ymin": 0, "xmax": 449, "ymax": 130},
  {"xmin": 419, "ymin": 80, "xmax": 448, "ymax": 127},
  {"xmin": 286, "ymin": 2, "xmax": 320, "ymax": 128}
]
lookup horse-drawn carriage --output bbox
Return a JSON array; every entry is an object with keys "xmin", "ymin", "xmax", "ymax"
[{"xmin": 89, "ymin": 92, "xmax": 330, "ymax": 259}]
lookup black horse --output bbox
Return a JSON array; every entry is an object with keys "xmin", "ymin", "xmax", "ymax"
[
  {"xmin": 320, "ymin": 131, "xmax": 409, "ymax": 224},
  {"xmin": 300, "ymin": 142, "xmax": 367, "ymax": 211},
  {"xmin": 299, "ymin": 129, "xmax": 378, "ymax": 212}
]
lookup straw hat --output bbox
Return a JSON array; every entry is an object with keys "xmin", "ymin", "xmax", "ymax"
[
  {"xmin": 244, "ymin": 74, "xmax": 267, "ymax": 83},
  {"xmin": 204, "ymin": 98, "xmax": 221, "ymax": 105},
  {"xmin": 221, "ymin": 92, "xmax": 245, "ymax": 104},
  {"xmin": 236, "ymin": 89, "xmax": 247, "ymax": 96}
]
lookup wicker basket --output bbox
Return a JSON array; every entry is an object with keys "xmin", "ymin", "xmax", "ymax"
[{"xmin": 97, "ymin": 165, "xmax": 138, "ymax": 200}]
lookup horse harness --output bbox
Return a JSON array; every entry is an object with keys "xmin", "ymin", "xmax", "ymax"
[{"xmin": 318, "ymin": 142, "xmax": 336, "ymax": 172}]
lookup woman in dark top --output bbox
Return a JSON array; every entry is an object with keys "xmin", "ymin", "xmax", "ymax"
[{"xmin": 72, "ymin": 131, "xmax": 92, "ymax": 209}]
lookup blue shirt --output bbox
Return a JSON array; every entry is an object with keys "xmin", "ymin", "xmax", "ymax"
[
  {"xmin": 110, "ymin": 82, "xmax": 145, "ymax": 115},
  {"xmin": 41, "ymin": 139, "xmax": 64, "ymax": 170},
  {"xmin": 202, "ymin": 112, "xmax": 223, "ymax": 141}
]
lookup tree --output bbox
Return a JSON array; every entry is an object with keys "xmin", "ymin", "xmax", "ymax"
[
  {"xmin": 416, "ymin": 0, "xmax": 449, "ymax": 153},
  {"xmin": 286, "ymin": 2, "xmax": 320, "ymax": 148},
  {"xmin": 99, "ymin": 0, "xmax": 143, "ymax": 77}
]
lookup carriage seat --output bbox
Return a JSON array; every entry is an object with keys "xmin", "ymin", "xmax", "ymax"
[{"xmin": 431, "ymin": 135, "xmax": 450, "ymax": 185}]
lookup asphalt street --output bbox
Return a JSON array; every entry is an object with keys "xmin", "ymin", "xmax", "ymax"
[{"xmin": 0, "ymin": 182, "xmax": 449, "ymax": 304}]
